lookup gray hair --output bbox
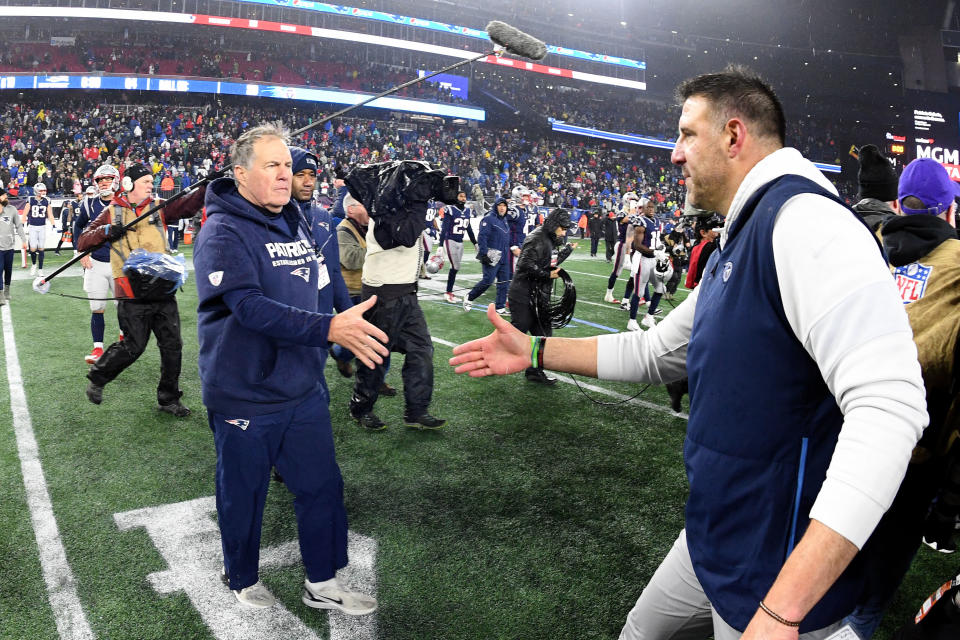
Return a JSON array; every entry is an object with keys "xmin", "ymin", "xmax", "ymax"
[
  {"xmin": 343, "ymin": 192, "xmax": 360, "ymax": 210},
  {"xmin": 230, "ymin": 122, "xmax": 290, "ymax": 170}
]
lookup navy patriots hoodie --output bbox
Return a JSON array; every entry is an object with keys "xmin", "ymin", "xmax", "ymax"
[{"xmin": 195, "ymin": 177, "xmax": 333, "ymax": 416}]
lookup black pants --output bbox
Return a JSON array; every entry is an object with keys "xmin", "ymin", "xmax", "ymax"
[
  {"xmin": 509, "ymin": 284, "xmax": 552, "ymax": 379},
  {"xmin": 351, "ymin": 291, "xmax": 433, "ymax": 417},
  {"xmin": 0, "ymin": 249, "xmax": 13, "ymax": 287},
  {"xmin": 88, "ymin": 296, "xmax": 183, "ymax": 404},
  {"xmin": 604, "ymin": 239, "xmax": 614, "ymax": 260},
  {"xmin": 508, "ymin": 289, "xmax": 551, "ymax": 338}
]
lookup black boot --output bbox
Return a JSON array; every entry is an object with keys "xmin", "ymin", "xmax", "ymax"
[{"xmin": 525, "ymin": 367, "xmax": 557, "ymax": 385}]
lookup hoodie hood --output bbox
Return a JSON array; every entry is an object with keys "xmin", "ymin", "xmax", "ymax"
[
  {"xmin": 722, "ymin": 147, "xmax": 837, "ymax": 250},
  {"xmin": 205, "ymin": 176, "xmax": 299, "ymax": 236},
  {"xmin": 852, "ymin": 198, "xmax": 897, "ymax": 233},
  {"xmin": 490, "ymin": 196, "xmax": 508, "ymax": 216},
  {"xmin": 881, "ymin": 214, "xmax": 958, "ymax": 267},
  {"xmin": 543, "ymin": 208, "xmax": 572, "ymax": 245}
]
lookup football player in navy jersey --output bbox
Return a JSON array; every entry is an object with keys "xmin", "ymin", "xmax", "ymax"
[
  {"xmin": 21, "ymin": 182, "xmax": 55, "ymax": 277},
  {"xmin": 626, "ymin": 199, "xmax": 664, "ymax": 331},
  {"xmin": 603, "ymin": 200, "xmax": 638, "ymax": 305},
  {"xmin": 419, "ymin": 203, "xmax": 441, "ymax": 279},
  {"xmin": 507, "ymin": 199, "xmax": 526, "ymax": 278},
  {"xmin": 438, "ymin": 191, "xmax": 477, "ymax": 303},
  {"xmin": 55, "ymin": 189, "xmax": 81, "ymax": 255},
  {"xmin": 74, "ymin": 166, "xmax": 120, "ymax": 364}
]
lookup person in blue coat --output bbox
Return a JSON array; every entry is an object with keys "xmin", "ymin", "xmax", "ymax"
[
  {"xmin": 194, "ymin": 124, "xmax": 388, "ymax": 615},
  {"xmin": 289, "ymin": 147, "xmax": 354, "ymax": 373},
  {"xmin": 464, "ymin": 197, "xmax": 510, "ymax": 314}
]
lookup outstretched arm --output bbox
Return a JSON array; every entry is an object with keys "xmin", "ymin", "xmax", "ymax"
[{"xmin": 449, "ymin": 304, "xmax": 598, "ymax": 377}]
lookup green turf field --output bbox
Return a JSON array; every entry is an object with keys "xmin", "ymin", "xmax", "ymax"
[{"xmin": 0, "ymin": 246, "xmax": 953, "ymax": 639}]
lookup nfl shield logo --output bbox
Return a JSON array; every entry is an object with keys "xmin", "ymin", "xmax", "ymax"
[
  {"xmin": 894, "ymin": 262, "xmax": 933, "ymax": 304},
  {"xmin": 208, "ymin": 271, "xmax": 223, "ymax": 287}
]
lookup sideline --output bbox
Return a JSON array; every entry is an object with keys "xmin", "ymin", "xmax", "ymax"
[{"xmin": 2, "ymin": 304, "xmax": 95, "ymax": 639}]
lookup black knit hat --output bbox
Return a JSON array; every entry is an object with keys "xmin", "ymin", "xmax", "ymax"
[
  {"xmin": 124, "ymin": 163, "xmax": 152, "ymax": 189},
  {"xmin": 857, "ymin": 145, "xmax": 898, "ymax": 202}
]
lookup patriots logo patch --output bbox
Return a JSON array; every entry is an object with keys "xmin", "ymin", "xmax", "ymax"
[
  {"xmin": 291, "ymin": 267, "xmax": 311, "ymax": 282},
  {"xmin": 894, "ymin": 262, "xmax": 932, "ymax": 304},
  {"xmin": 208, "ymin": 271, "xmax": 224, "ymax": 287},
  {"xmin": 224, "ymin": 418, "xmax": 250, "ymax": 430}
]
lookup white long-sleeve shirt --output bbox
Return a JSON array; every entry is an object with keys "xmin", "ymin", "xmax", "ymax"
[{"xmin": 596, "ymin": 147, "xmax": 928, "ymax": 549}]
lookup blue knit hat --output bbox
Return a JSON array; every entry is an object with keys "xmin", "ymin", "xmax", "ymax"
[{"xmin": 289, "ymin": 147, "xmax": 318, "ymax": 175}]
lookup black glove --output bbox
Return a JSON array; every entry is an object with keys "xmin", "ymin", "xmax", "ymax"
[
  {"xmin": 479, "ymin": 254, "xmax": 492, "ymax": 266},
  {"xmin": 104, "ymin": 224, "xmax": 125, "ymax": 243}
]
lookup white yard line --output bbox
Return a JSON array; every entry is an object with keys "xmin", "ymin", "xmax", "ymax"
[{"xmin": 1, "ymin": 304, "xmax": 95, "ymax": 639}]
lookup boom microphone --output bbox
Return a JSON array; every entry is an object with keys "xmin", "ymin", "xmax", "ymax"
[{"xmin": 486, "ymin": 21, "xmax": 548, "ymax": 61}]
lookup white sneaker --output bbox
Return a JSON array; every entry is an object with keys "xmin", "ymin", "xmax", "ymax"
[
  {"xmin": 30, "ymin": 265, "xmax": 37, "ymax": 276},
  {"xmin": 603, "ymin": 290, "xmax": 616, "ymax": 303},
  {"xmin": 627, "ymin": 319, "xmax": 641, "ymax": 332},
  {"xmin": 641, "ymin": 314, "xmax": 657, "ymax": 329},
  {"xmin": 233, "ymin": 581, "xmax": 276, "ymax": 608},
  {"xmin": 37, "ymin": 269, "xmax": 44, "ymax": 278},
  {"xmin": 496, "ymin": 307, "xmax": 507, "ymax": 315},
  {"xmin": 463, "ymin": 295, "xmax": 472, "ymax": 311},
  {"xmin": 303, "ymin": 578, "xmax": 377, "ymax": 615},
  {"xmin": 619, "ymin": 300, "xmax": 629, "ymax": 310},
  {"xmin": 444, "ymin": 292, "xmax": 456, "ymax": 303}
]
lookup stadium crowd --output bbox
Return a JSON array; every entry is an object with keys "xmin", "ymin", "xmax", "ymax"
[
  {"xmin": 0, "ymin": 92, "xmax": 858, "ymax": 215},
  {"xmin": 0, "ymin": 29, "xmax": 857, "ymax": 166}
]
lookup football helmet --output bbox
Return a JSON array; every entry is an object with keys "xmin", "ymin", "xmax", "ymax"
[
  {"xmin": 425, "ymin": 252, "xmax": 445, "ymax": 275},
  {"xmin": 93, "ymin": 165, "xmax": 120, "ymax": 198}
]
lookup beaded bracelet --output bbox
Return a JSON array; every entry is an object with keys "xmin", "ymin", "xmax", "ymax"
[{"xmin": 758, "ymin": 600, "xmax": 801, "ymax": 628}]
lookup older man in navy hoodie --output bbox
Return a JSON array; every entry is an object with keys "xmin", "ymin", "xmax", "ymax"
[{"xmin": 194, "ymin": 123, "xmax": 388, "ymax": 614}]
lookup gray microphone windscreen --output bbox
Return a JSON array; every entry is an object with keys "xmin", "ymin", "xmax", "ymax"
[{"xmin": 486, "ymin": 21, "xmax": 548, "ymax": 61}]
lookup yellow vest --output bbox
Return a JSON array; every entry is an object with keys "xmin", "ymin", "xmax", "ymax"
[
  {"xmin": 898, "ymin": 238, "xmax": 960, "ymax": 394},
  {"xmin": 107, "ymin": 198, "xmax": 170, "ymax": 295},
  {"xmin": 894, "ymin": 238, "xmax": 960, "ymax": 458}
]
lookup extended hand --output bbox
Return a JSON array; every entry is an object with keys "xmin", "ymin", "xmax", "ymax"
[
  {"xmin": 449, "ymin": 304, "xmax": 531, "ymax": 377},
  {"xmin": 328, "ymin": 295, "xmax": 390, "ymax": 369},
  {"xmin": 80, "ymin": 255, "xmax": 92, "ymax": 269}
]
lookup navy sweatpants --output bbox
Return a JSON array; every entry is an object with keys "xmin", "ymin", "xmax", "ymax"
[{"xmin": 210, "ymin": 388, "xmax": 348, "ymax": 590}]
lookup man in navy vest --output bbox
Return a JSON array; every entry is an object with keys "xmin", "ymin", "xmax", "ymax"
[{"xmin": 449, "ymin": 66, "xmax": 928, "ymax": 640}]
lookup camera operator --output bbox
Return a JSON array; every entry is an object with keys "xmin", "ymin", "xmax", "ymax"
[
  {"xmin": 508, "ymin": 209, "xmax": 576, "ymax": 385},
  {"xmin": 348, "ymin": 165, "xmax": 447, "ymax": 432}
]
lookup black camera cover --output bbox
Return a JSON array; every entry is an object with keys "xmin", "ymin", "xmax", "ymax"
[{"xmin": 345, "ymin": 161, "xmax": 461, "ymax": 249}]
